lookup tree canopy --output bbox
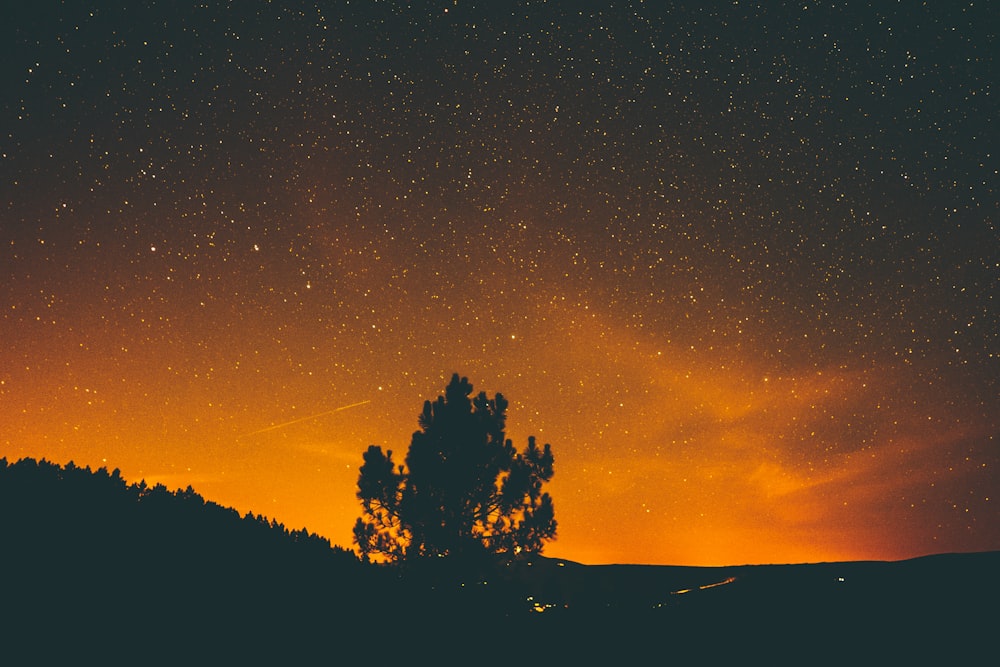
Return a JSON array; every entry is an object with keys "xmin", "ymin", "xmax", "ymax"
[{"xmin": 353, "ymin": 373, "xmax": 556, "ymax": 565}]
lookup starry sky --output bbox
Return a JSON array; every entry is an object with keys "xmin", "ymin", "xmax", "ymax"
[{"xmin": 2, "ymin": 1, "xmax": 997, "ymax": 566}]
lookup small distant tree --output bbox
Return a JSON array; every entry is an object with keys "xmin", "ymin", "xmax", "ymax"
[{"xmin": 353, "ymin": 373, "xmax": 556, "ymax": 565}]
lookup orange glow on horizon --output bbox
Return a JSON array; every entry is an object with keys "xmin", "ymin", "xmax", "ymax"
[{"xmin": 5, "ymin": 301, "xmax": 993, "ymax": 567}]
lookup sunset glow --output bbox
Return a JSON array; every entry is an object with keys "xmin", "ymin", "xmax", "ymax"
[{"xmin": 2, "ymin": 2, "xmax": 996, "ymax": 566}]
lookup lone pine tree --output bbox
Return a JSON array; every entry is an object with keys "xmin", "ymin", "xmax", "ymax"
[{"xmin": 353, "ymin": 373, "xmax": 556, "ymax": 565}]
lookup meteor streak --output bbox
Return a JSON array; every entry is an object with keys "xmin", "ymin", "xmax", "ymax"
[{"xmin": 240, "ymin": 400, "xmax": 371, "ymax": 438}]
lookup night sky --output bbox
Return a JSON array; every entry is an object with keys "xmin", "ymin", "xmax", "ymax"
[{"xmin": 3, "ymin": 1, "xmax": 997, "ymax": 566}]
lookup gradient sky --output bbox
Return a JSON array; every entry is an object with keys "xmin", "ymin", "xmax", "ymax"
[{"xmin": 2, "ymin": 1, "xmax": 997, "ymax": 566}]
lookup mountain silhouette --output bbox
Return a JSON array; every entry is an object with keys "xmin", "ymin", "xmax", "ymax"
[{"xmin": 2, "ymin": 457, "xmax": 995, "ymax": 664}]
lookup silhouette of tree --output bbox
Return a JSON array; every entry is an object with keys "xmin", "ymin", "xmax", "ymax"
[{"xmin": 353, "ymin": 373, "xmax": 557, "ymax": 565}]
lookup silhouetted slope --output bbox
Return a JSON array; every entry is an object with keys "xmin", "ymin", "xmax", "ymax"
[{"xmin": 0, "ymin": 457, "xmax": 374, "ymax": 662}]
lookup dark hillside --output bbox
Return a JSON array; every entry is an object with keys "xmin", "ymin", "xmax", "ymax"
[
  {"xmin": 0, "ymin": 457, "xmax": 374, "ymax": 662},
  {"xmin": 509, "ymin": 551, "xmax": 1000, "ymax": 663}
]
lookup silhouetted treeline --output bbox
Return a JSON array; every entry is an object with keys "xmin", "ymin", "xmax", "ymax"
[
  {"xmin": 0, "ymin": 457, "xmax": 372, "ymax": 662},
  {"xmin": 0, "ymin": 456, "xmax": 353, "ymax": 565}
]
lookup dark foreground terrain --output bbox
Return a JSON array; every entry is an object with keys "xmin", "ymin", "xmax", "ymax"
[{"xmin": 2, "ymin": 458, "xmax": 996, "ymax": 664}]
